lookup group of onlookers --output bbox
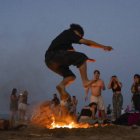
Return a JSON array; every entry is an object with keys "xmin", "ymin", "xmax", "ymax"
[
  {"xmin": 78, "ymin": 71, "xmax": 140, "ymax": 124},
  {"xmin": 9, "ymin": 88, "xmax": 28, "ymax": 127}
]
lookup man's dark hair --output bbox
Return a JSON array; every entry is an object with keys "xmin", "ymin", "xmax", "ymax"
[
  {"xmin": 88, "ymin": 102, "xmax": 97, "ymax": 114},
  {"xmin": 94, "ymin": 70, "xmax": 100, "ymax": 74},
  {"xmin": 112, "ymin": 75, "xmax": 117, "ymax": 78},
  {"xmin": 88, "ymin": 102, "xmax": 97, "ymax": 107},
  {"xmin": 70, "ymin": 24, "xmax": 84, "ymax": 36},
  {"xmin": 11, "ymin": 88, "xmax": 17, "ymax": 95},
  {"xmin": 134, "ymin": 74, "xmax": 140, "ymax": 79}
]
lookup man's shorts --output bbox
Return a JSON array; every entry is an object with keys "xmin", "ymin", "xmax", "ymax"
[
  {"xmin": 45, "ymin": 50, "xmax": 88, "ymax": 78},
  {"xmin": 90, "ymin": 95, "xmax": 105, "ymax": 110}
]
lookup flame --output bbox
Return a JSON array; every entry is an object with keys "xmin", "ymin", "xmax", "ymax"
[
  {"xmin": 31, "ymin": 101, "xmax": 111, "ymax": 129},
  {"xmin": 50, "ymin": 116, "xmax": 91, "ymax": 129}
]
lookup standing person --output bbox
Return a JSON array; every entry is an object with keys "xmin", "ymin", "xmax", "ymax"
[
  {"xmin": 71, "ymin": 96, "xmax": 78, "ymax": 115},
  {"xmin": 18, "ymin": 90, "xmax": 28, "ymax": 122},
  {"xmin": 51, "ymin": 93, "xmax": 60, "ymax": 106},
  {"xmin": 45, "ymin": 23, "xmax": 113, "ymax": 104},
  {"xmin": 85, "ymin": 70, "xmax": 107, "ymax": 123},
  {"xmin": 108, "ymin": 75, "xmax": 123, "ymax": 120},
  {"xmin": 9, "ymin": 88, "xmax": 18, "ymax": 127},
  {"xmin": 51, "ymin": 93, "xmax": 60, "ymax": 117},
  {"xmin": 131, "ymin": 74, "xmax": 140, "ymax": 111}
]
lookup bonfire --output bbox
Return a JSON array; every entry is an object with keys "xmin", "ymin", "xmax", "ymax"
[
  {"xmin": 31, "ymin": 101, "xmax": 110, "ymax": 129},
  {"xmin": 31, "ymin": 101, "xmax": 91, "ymax": 129}
]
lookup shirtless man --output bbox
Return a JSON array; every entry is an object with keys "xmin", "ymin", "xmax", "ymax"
[
  {"xmin": 45, "ymin": 24, "xmax": 113, "ymax": 105},
  {"xmin": 85, "ymin": 70, "xmax": 106, "ymax": 122}
]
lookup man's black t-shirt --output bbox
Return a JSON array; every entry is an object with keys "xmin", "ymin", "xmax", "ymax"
[{"xmin": 47, "ymin": 29, "xmax": 82, "ymax": 52}]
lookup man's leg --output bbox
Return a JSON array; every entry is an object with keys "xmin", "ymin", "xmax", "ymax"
[
  {"xmin": 56, "ymin": 76, "xmax": 76, "ymax": 117},
  {"xmin": 78, "ymin": 61, "xmax": 92, "ymax": 94},
  {"xmin": 98, "ymin": 96, "xmax": 107, "ymax": 122},
  {"xmin": 56, "ymin": 76, "xmax": 76, "ymax": 100}
]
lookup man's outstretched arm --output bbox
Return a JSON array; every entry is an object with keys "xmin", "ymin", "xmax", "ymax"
[{"xmin": 79, "ymin": 38, "xmax": 113, "ymax": 51}]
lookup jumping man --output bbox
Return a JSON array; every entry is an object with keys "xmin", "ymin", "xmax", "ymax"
[{"xmin": 45, "ymin": 24, "xmax": 113, "ymax": 104}]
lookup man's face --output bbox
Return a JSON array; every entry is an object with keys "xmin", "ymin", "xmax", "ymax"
[
  {"xmin": 94, "ymin": 72, "xmax": 100, "ymax": 80},
  {"xmin": 74, "ymin": 30, "xmax": 83, "ymax": 38},
  {"xmin": 134, "ymin": 77, "xmax": 139, "ymax": 83}
]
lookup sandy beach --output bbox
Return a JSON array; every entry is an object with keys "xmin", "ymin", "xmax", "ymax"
[{"xmin": 0, "ymin": 124, "xmax": 140, "ymax": 140}]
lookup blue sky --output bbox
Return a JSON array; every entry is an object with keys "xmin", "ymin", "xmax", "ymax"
[{"xmin": 0, "ymin": 0, "xmax": 140, "ymax": 113}]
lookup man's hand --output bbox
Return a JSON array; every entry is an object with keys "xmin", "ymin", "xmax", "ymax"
[
  {"xmin": 103, "ymin": 46, "xmax": 113, "ymax": 51},
  {"xmin": 87, "ymin": 58, "xmax": 96, "ymax": 63}
]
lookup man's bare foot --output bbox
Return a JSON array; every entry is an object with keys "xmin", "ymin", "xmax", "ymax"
[
  {"xmin": 83, "ymin": 80, "xmax": 92, "ymax": 95},
  {"xmin": 87, "ymin": 58, "xmax": 96, "ymax": 63},
  {"xmin": 56, "ymin": 85, "xmax": 70, "ymax": 101},
  {"xmin": 83, "ymin": 80, "xmax": 92, "ymax": 88}
]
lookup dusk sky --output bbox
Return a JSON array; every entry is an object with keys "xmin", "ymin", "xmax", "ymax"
[{"xmin": 0, "ymin": 0, "xmax": 140, "ymax": 113}]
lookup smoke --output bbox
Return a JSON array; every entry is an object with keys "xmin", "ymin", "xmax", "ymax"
[{"xmin": 0, "ymin": 30, "xmax": 56, "ymax": 113}]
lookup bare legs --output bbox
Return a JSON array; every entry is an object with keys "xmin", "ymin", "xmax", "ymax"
[
  {"xmin": 9, "ymin": 111, "xmax": 17, "ymax": 128},
  {"xmin": 56, "ymin": 76, "xmax": 76, "ymax": 100},
  {"xmin": 18, "ymin": 109, "xmax": 26, "ymax": 122},
  {"xmin": 79, "ymin": 61, "xmax": 91, "ymax": 87},
  {"xmin": 56, "ymin": 61, "xmax": 91, "ymax": 101}
]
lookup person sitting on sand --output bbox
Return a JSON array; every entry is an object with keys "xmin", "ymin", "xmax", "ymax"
[{"xmin": 78, "ymin": 102, "xmax": 97, "ymax": 124}]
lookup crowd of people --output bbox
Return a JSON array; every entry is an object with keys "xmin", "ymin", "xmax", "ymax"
[
  {"xmin": 7, "ymin": 72, "xmax": 140, "ymax": 127},
  {"xmin": 84, "ymin": 73, "xmax": 140, "ymax": 124},
  {"xmin": 8, "ymin": 74, "xmax": 140, "ymax": 127},
  {"xmin": 8, "ymin": 23, "xmax": 140, "ymax": 126}
]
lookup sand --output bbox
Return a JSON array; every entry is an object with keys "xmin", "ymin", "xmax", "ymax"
[{"xmin": 0, "ymin": 125, "xmax": 140, "ymax": 140}]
